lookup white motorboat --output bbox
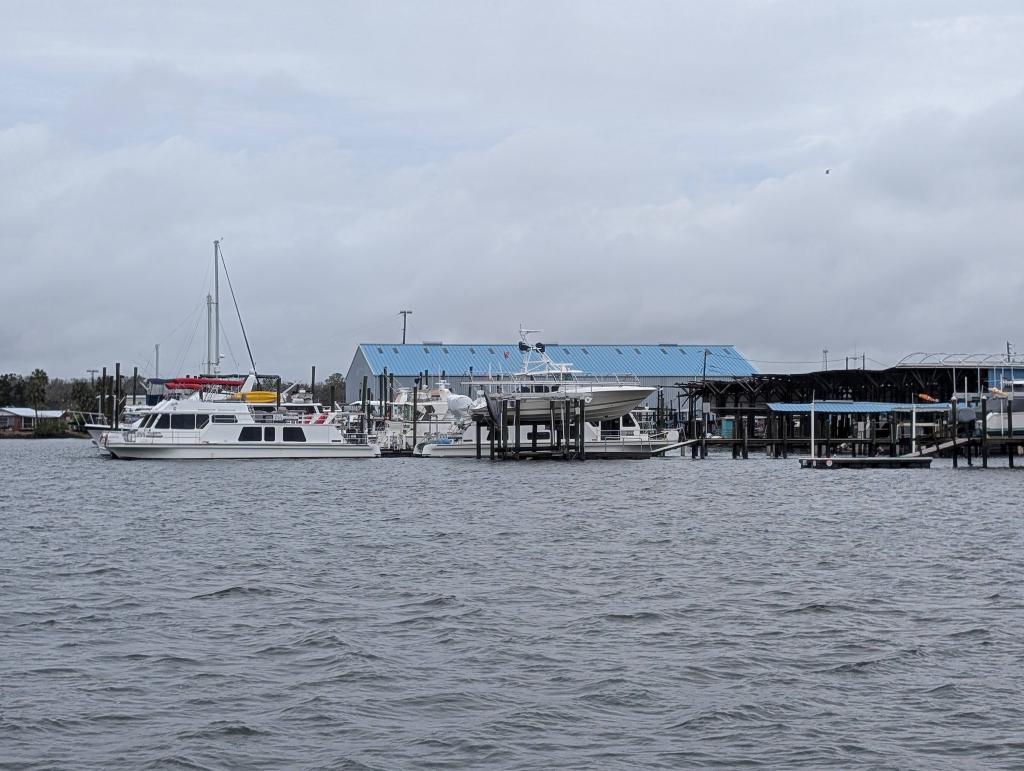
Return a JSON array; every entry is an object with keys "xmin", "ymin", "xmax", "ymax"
[
  {"xmin": 416, "ymin": 409, "xmax": 680, "ymax": 459},
  {"xmin": 100, "ymin": 398, "xmax": 379, "ymax": 459},
  {"xmin": 985, "ymin": 380, "xmax": 1024, "ymax": 435},
  {"xmin": 370, "ymin": 379, "xmax": 475, "ymax": 451},
  {"xmin": 468, "ymin": 329, "xmax": 655, "ymax": 423}
]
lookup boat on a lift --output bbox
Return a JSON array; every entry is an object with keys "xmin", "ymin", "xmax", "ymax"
[{"xmin": 468, "ymin": 328, "xmax": 655, "ymax": 423}]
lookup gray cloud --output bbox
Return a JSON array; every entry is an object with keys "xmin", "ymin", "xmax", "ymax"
[{"xmin": 2, "ymin": 2, "xmax": 1023, "ymax": 378}]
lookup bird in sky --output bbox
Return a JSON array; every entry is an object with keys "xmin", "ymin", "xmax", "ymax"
[{"xmin": 825, "ymin": 169, "xmax": 831, "ymax": 174}]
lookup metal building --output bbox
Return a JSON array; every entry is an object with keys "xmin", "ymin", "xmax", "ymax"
[{"xmin": 344, "ymin": 342, "xmax": 757, "ymax": 407}]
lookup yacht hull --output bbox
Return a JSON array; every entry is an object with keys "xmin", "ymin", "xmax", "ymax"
[
  {"xmin": 104, "ymin": 442, "xmax": 380, "ymax": 459},
  {"xmin": 483, "ymin": 387, "xmax": 655, "ymax": 422}
]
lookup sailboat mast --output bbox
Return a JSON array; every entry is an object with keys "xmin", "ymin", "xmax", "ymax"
[
  {"xmin": 213, "ymin": 240, "xmax": 221, "ymax": 375},
  {"xmin": 205, "ymin": 293, "xmax": 214, "ymax": 375}
]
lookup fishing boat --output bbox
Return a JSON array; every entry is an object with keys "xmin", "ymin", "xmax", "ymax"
[
  {"xmin": 100, "ymin": 398, "xmax": 379, "ymax": 459},
  {"xmin": 468, "ymin": 329, "xmax": 655, "ymax": 423}
]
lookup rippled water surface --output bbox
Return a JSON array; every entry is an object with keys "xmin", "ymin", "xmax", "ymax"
[{"xmin": 2, "ymin": 439, "xmax": 1024, "ymax": 769}]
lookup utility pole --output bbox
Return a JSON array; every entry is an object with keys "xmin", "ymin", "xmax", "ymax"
[
  {"xmin": 86, "ymin": 369, "xmax": 98, "ymax": 387},
  {"xmin": 399, "ymin": 310, "xmax": 413, "ymax": 344},
  {"xmin": 822, "ymin": 348, "xmax": 829, "ymax": 371}
]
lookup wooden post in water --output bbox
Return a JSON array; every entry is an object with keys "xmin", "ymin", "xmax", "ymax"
[
  {"xmin": 950, "ymin": 399, "xmax": 958, "ymax": 468},
  {"xmin": 513, "ymin": 400, "xmax": 521, "ymax": 459},
  {"xmin": 132, "ymin": 366, "xmax": 138, "ymax": 409},
  {"xmin": 741, "ymin": 412, "xmax": 749, "ymax": 459},
  {"xmin": 113, "ymin": 362, "xmax": 120, "ymax": 429},
  {"xmin": 500, "ymin": 399, "xmax": 508, "ymax": 459},
  {"xmin": 412, "ymin": 382, "xmax": 418, "ymax": 450},
  {"xmin": 981, "ymin": 397, "xmax": 989, "ymax": 468},
  {"xmin": 100, "ymin": 366, "xmax": 107, "ymax": 423},
  {"xmin": 563, "ymin": 401, "xmax": 572, "ymax": 457},
  {"xmin": 311, "ymin": 365, "xmax": 316, "ymax": 404},
  {"xmin": 1008, "ymin": 398, "xmax": 1015, "ymax": 468},
  {"xmin": 489, "ymin": 415, "xmax": 495, "ymax": 459},
  {"xmin": 475, "ymin": 419, "xmax": 482, "ymax": 459},
  {"xmin": 579, "ymin": 399, "xmax": 587, "ymax": 460}
]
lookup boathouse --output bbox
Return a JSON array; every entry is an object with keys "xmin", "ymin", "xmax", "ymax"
[{"xmin": 345, "ymin": 343, "xmax": 757, "ymax": 407}]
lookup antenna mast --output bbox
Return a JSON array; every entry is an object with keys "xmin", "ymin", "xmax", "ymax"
[{"xmin": 399, "ymin": 310, "xmax": 413, "ymax": 344}]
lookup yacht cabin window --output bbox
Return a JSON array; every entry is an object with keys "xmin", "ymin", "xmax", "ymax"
[
  {"xmin": 171, "ymin": 414, "xmax": 195, "ymax": 430},
  {"xmin": 239, "ymin": 427, "xmax": 262, "ymax": 442},
  {"xmin": 154, "ymin": 414, "xmax": 170, "ymax": 430},
  {"xmin": 283, "ymin": 427, "xmax": 306, "ymax": 442},
  {"xmin": 212, "ymin": 414, "xmax": 238, "ymax": 423},
  {"xmin": 264, "ymin": 427, "xmax": 275, "ymax": 442}
]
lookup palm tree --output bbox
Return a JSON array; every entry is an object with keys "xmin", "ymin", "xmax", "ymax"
[{"xmin": 25, "ymin": 368, "xmax": 48, "ymax": 434}]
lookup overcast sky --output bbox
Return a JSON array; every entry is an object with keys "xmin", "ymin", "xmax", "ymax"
[{"xmin": 2, "ymin": 1, "xmax": 1023, "ymax": 379}]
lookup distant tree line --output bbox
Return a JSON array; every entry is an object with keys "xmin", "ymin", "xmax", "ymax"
[
  {"xmin": 1, "ymin": 369, "xmax": 349, "ymax": 412},
  {"xmin": 1, "ymin": 370, "xmax": 99, "ymax": 412}
]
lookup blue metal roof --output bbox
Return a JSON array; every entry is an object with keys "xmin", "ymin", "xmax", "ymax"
[
  {"xmin": 768, "ymin": 401, "xmax": 952, "ymax": 414},
  {"xmin": 357, "ymin": 343, "xmax": 756, "ymax": 378}
]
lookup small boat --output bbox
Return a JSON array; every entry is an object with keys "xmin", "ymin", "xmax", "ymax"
[{"xmin": 100, "ymin": 398, "xmax": 379, "ymax": 459}]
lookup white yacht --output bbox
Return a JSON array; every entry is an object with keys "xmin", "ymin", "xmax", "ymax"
[
  {"xmin": 372, "ymin": 379, "xmax": 474, "ymax": 451},
  {"xmin": 100, "ymin": 398, "xmax": 380, "ymax": 459},
  {"xmin": 468, "ymin": 329, "xmax": 655, "ymax": 423}
]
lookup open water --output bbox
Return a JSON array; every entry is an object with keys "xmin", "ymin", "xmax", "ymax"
[{"xmin": 2, "ymin": 439, "xmax": 1023, "ymax": 769}]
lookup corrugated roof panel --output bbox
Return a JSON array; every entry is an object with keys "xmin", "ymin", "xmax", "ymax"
[
  {"xmin": 356, "ymin": 344, "xmax": 756, "ymax": 378},
  {"xmin": 767, "ymin": 401, "xmax": 952, "ymax": 414}
]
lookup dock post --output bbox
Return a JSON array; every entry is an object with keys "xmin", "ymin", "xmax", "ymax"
[
  {"xmin": 475, "ymin": 419, "xmax": 482, "ymax": 459},
  {"xmin": 1008, "ymin": 398, "xmax": 1015, "ymax": 468},
  {"xmin": 981, "ymin": 397, "xmax": 988, "ymax": 468},
  {"xmin": 412, "ymin": 383, "xmax": 418, "ymax": 450},
  {"xmin": 514, "ymin": 400, "xmax": 521, "ymax": 459},
  {"xmin": 579, "ymin": 400, "xmax": 586, "ymax": 460},
  {"xmin": 100, "ymin": 366, "xmax": 107, "ymax": 423},
  {"xmin": 549, "ymin": 404, "xmax": 557, "ymax": 451},
  {"xmin": 489, "ymin": 416, "xmax": 495, "ymax": 459},
  {"xmin": 564, "ymin": 401, "xmax": 572, "ymax": 457},
  {"xmin": 742, "ymin": 414, "xmax": 749, "ymax": 459},
  {"xmin": 499, "ymin": 399, "xmax": 507, "ymax": 459},
  {"xmin": 951, "ymin": 399, "xmax": 958, "ymax": 468},
  {"xmin": 113, "ymin": 362, "xmax": 120, "ymax": 429},
  {"xmin": 781, "ymin": 415, "xmax": 788, "ymax": 459}
]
